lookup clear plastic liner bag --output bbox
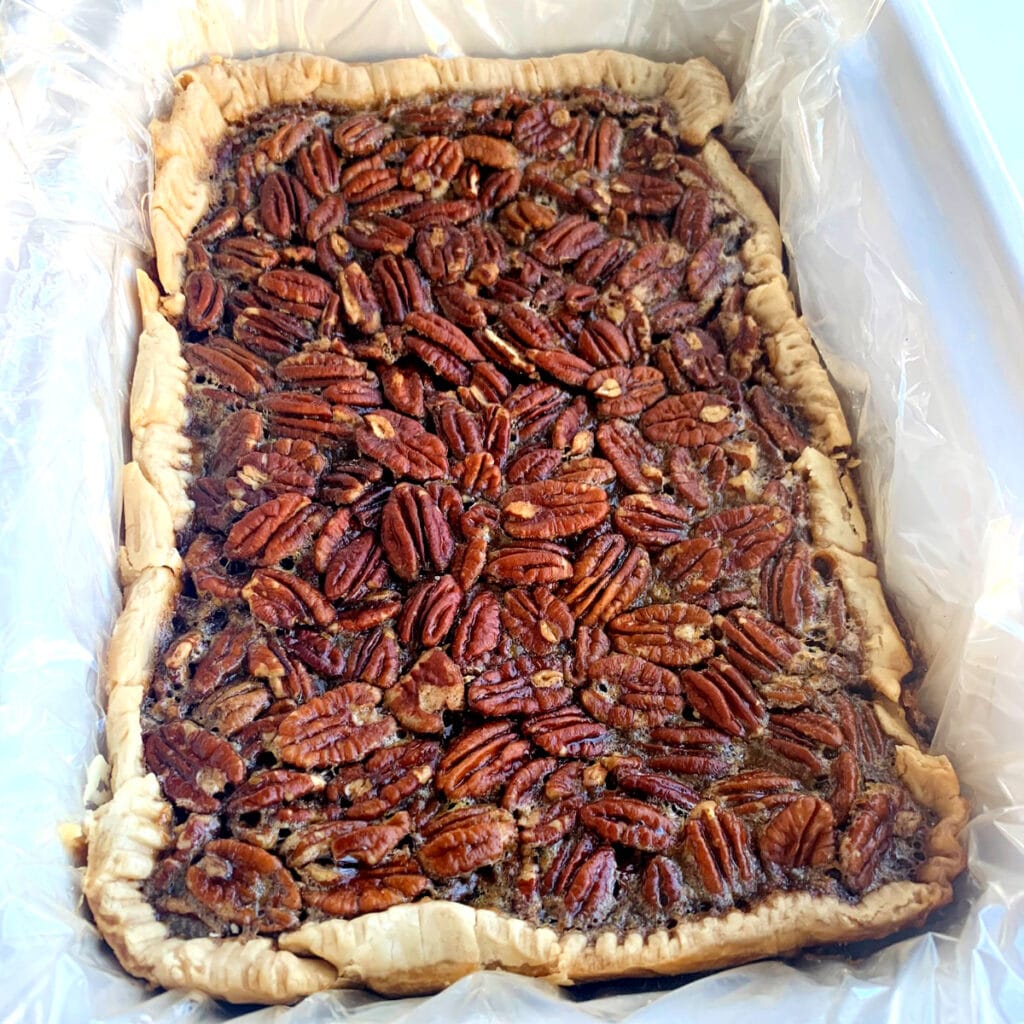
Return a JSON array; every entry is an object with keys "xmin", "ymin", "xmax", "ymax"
[{"xmin": 2, "ymin": 0, "xmax": 1023, "ymax": 1020}]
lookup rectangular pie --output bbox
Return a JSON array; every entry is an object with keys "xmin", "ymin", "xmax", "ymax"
[{"xmin": 82, "ymin": 50, "xmax": 969, "ymax": 1003}]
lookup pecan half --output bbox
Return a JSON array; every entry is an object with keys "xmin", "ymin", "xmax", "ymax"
[
  {"xmin": 406, "ymin": 310, "xmax": 484, "ymax": 385},
  {"xmin": 613, "ymin": 494, "xmax": 692, "ymax": 548},
  {"xmin": 226, "ymin": 770, "xmax": 323, "ymax": 816},
  {"xmin": 710, "ymin": 770, "xmax": 803, "ymax": 817},
  {"xmin": 840, "ymin": 791, "xmax": 895, "ymax": 892},
  {"xmin": 681, "ymin": 660, "xmax": 765, "ymax": 738},
  {"xmin": 417, "ymin": 806, "xmax": 517, "ymax": 878},
  {"xmin": 436, "ymin": 720, "xmax": 531, "ymax": 800},
  {"xmin": 215, "ymin": 237, "xmax": 280, "ymax": 281},
  {"xmin": 145, "ymin": 722, "xmax": 246, "ymax": 813},
  {"xmin": 188, "ymin": 625, "xmax": 253, "ymax": 700},
  {"xmin": 304, "ymin": 859, "xmax": 429, "ymax": 917},
  {"xmin": 514, "ymin": 100, "xmax": 577, "ymax": 154},
  {"xmin": 609, "ymin": 602, "xmax": 713, "ymax": 667},
  {"xmin": 258, "ymin": 268, "xmax": 332, "ymax": 312},
  {"xmin": 641, "ymin": 393, "xmax": 737, "ymax": 447},
  {"xmin": 224, "ymin": 494, "xmax": 318, "ymax": 567},
  {"xmin": 185, "ymin": 341, "xmax": 270, "ymax": 398},
  {"xmin": 502, "ymin": 757, "xmax": 558, "ymax": 812},
  {"xmin": 581, "ymin": 796, "xmax": 677, "ymax": 852},
  {"xmin": 334, "ymin": 114, "xmax": 393, "ymax": 156},
  {"xmin": 610, "ymin": 172, "xmax": 682, "ymax": 215},
  {"xmin": 297, "ymin": 128, "xmax": 341, "ymax": 199},
  {"xmin": 247, "ymin": 639, "xmax": 316, "ymax": 702},
  {"xmin": 186, "ymin": 839, "xmax": 300, "ymax": 932},
  {"xmin": 559, "ymin": 534, "xmax": 651, "ymax": 627},
  {"xmin": 500, "ymin": 586, "xmax": 575, "ymax": 654},
  {"xmin": 759, "ymin": 796, "xmax": 835, "ymax": 869},
  {"xmin": 642, "ymin": 855, "xmax": 686, "ymax": 911},
  {"xmin": 400, "ymin": 136, "xmax": 464, "ymax": 196},
  {"xmin": 396, "ymin": 571, "xmax": 460, "ymax": 642},
  {"xmin": 546, "ymin": 841, "xmax": 617, "ymax": 926},
  {"xmin": 645, "ymin": 726, "xmax": 731, "ymax": 777},
  {"xmin": 184, "ymin": 270, "xmax": 225, "ymax": 331},
  {"xmin": 657, "ymin": 539, "xmax": 723, "ymax": 599},
  {"xmin": 693, "ymin": 504, "xmax": 794, "ymax": 573},
  {"xmin": 673, "ymin": 187, "xmax": 713, "ymax": 251},
  {"xmin": 582, "ymin": 654, "xmax": 683, "ymax": 729},
  {"xmin": 282, "ymin": 629, "xmax": 396, "ymax": 691},
  {"xmin": 656, "ymin": 329, "xmax": 726, "ymax": 391},
  {"xmin": 386, "ymin": 648, "xmax": 465, "ymax": 734},
  {"xmin": 468, "ymin": 656, "xmax": 571, "ymax": 717},
  {"xmin": 523, "ymin": 706, "xmax": 609, "ymax": 758},
  {"xmin": 614, "ymin": 764, "xmax": 700, "ymax": 812},
  {"xmin": 718, "ymin": 609, "xmax": 802, "ymax": 682},
  {"xmin": 461, "ymin": 133, "xmax": 519, "ymax": 169},
  {"xmin": 372, "ymin": 256, "xmax": 428, "ymax": 325},
  {"xmin": 236, "ymin": 450, "xmax": 319, "ymax": 498},
  {"xmin": 748, "ymin": 386, "xmax": 807, "ymax": 458},
  {"xmin": 336, "ymin": 262, "xmax": 382, "ymax": 333},
  {"xmin": 275, "ymin": 683, "xmax": 396, "ymax": 768},
  {"xmin": 682, "ymin": 803, "xmax": 757, "ymax": 900},
  {"xmin": 356, "ymin": 410, "xmax": 449, "ymax": 481},
  {"xmin": 500, "ymin": 480, "xmax": 609, "ymax": 539},
  {"xmin": 328, "ymin": 740, "xmax": 440, "ymax": 820},
  {"xmin": 379, "ymin": 483, "xmax": 454, "ymax": 582},
  {"xmin": 761, "ymin": 542, "xmax": 839, "ymax": 637},
  {"xmin": 320, "ymin": 531, "xmax": 387, "ymax": 603},
  {"xmin": 595, "ymin": 418, "xmax": 663, "ymax": 493},
  {"xmin": 532, "ymin": 214, "xmax": 606, "ymax": 266},
  {"xmin": 195, "ymin": 680, "xmax": 272, "ymax": 737},
  {"xmin": 259, "ymin": 171, "xmax": 311, "ymax": 238},
  {"xmin": 282, "ymin": 813, "xmax": 411, "ymax": 868},
  {"xmin": 450, "ymin": 589, "xmax": 501, "ymax": 669},
  {"xmin": 829, "ymin": 749, "xmax": 860, "ymax": 826},
  {"xmin": 503, "ymin": 382, "xmax": 571, "ymax": 440},
  {"xmin": 234, "ymin": 305, "xmax": 313, "ymax": 358},
  {"xmin": 686, "ymin": 238, "xmax": 732, "ymax": 303},
  {"xmin": 486, "ymin": 542, "xmax": 574, "ymax": 586},
  {"xmin": 587, "ymin": 365, "xmax": 666, "ymax": 419},
  {"xmin": 243, "ymin": 569, "xmax": 336, "ymax": 630}
]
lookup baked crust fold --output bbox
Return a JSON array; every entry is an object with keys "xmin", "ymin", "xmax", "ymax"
[{"xmin": 84, "ymin": 49, "xmax": 968, "ymax": 1004}]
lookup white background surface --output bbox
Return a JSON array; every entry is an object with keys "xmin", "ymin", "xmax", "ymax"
[{"xmin": 925, "ymin": 0, "xmax": 1024, "ymax": 203}]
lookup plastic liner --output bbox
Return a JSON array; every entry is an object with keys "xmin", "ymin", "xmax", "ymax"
[{"xmin": 2, "ymin": 0, "xmax": 1023, "ymax": 1020}]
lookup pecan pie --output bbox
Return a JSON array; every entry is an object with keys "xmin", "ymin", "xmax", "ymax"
[{"xmin": 83, "ymin": 51, "xmax": 968, "ymax": 1003}]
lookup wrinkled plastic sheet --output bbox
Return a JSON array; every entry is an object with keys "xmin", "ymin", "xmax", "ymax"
[{"xmin": 2, "ymin": 0, "xmax": 1024, "ymax": 1020}]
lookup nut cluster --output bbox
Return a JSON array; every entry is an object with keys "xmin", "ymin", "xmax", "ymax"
[{"xmin": 144, "ymin": 87, "xmax": 929, "ymax": 938}]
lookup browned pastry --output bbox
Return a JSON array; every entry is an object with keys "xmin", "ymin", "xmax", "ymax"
[{"xmin": 83, "ymin": 50, "xmax": 968, "ymax": 1003}]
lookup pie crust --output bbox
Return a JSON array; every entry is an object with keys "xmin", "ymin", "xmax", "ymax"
[{"xmin": 82, "ymin": 50, "xmax": 969, "ymax": 1003}]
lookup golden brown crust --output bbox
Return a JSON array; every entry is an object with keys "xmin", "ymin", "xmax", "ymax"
[
  {"xmin": 280, "ymin": 880, "xmax": 952, "ymax": 996},
  {"xmin": 815, "ymin": 545, "xmax": 913, "ymax": 704},
  {"xmin": 104, "ymin": 565, "xmax": 177, "ymax": 789},
  {"xmin": 895, "ymin": 747, "xmax": 970, "ymax": 887},
  {"xmin": 794, "ymin": 447, "xmax": 867, "ymax": 555},
  {"xmin": 85, "ymin": 50, "xmax": 968, "ymax": 1004},
  {"xmin": 280, "ymin": 903, "xmax": 562, "ymax": 995},
  {"xmin": 131, "ymin": 272, "xmax": 194, "ymax": 533},
  {"xmin": 699, "ymin": 140, "xmax": 852, "ymax": 454}
]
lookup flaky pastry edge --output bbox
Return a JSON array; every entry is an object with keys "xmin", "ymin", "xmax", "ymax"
[{"xmin": 83, "ymin": 50, "xmax": 968, "ymax": 1003}]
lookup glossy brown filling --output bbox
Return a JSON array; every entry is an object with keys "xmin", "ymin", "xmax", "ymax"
[{"xmin": 141, "ymin": 88, "xmax": 932, "ymax": 940}]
